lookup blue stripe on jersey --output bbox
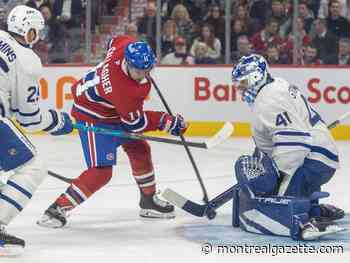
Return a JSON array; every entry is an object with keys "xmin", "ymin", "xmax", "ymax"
[
  {"xmin": 87, "ymin": 87, "xmax": 112, "ymax": 104},
  {"xmin": 17, "ymin": 116, "xmax": 42, "ymax": 127},
  {"xmin": 11, "ymin": 107, "xmax": 40, "ymax": 117},
  {"xmin": 7, "ymin": 180, "xmax": 32, "ymax": 199},
  {"xmin": 84, "ymin": 71, "xmax": 95, "ymax": 82},
  {"xmin": 121, "ymin": 115, "xmax": 146, "ymax": 132},
  {"xmin": 274, "ymin": 131, "xmax": 311, "ymax": 137},
  {"xmin": 274, "ymin": 142, "xmax": 339, "ymax": 162},
  {"xmin": 0, "ymin": 57, "xmax": 9, "ymax": 73},
  {"xmin": 0, "ymin": 193, "xmax": 22, "ymax": 211}
]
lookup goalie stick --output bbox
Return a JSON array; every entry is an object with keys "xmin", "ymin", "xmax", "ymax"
[
  {"xmin": 162, "ymin": 185, "xmax": 239, "ymax": 219},
  {"xmin": 162, "ymin": 114, "xmax": 350, "ymax": 220},
  {"xmin": 48, "ymin": 122, "xmax": 234, "ymax": 184}
]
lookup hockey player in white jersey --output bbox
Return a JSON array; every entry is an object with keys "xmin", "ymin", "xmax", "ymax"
[
  {"xmin": 0, "ymin": 5, "xmax": 73, "ymax": 256},
  {"xmin": 231, "ymin": 54, "xmax": 345, "ymax": 240}
]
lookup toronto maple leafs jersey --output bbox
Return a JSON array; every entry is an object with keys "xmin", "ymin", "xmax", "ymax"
[
  {"xmin": 0, "ymin": 30, "xmax": 55, "ymax": 132},
  {"xmin": 251, "ymin": 77, "xmax": 339, "ymax": 179}
]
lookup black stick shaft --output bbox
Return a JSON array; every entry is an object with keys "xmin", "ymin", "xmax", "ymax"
[{"xmin": 149, "ymin": 77, "xmax": 210, "ymax": 203}]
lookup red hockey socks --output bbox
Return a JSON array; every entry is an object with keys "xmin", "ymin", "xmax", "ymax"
[
  {"xmin": 122, "ymin": 140, "xmax": 156, "ymax": 196},
  {"xmin": 56, "ymin": 166, "xmax": 113, "ymax": 210}
]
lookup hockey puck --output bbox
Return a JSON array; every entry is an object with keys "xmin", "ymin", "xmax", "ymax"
[{"xmin": 206, "ymin": 209, "xmax": 217, "ymax": 220}]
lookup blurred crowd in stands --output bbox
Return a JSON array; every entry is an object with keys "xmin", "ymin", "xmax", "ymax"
[{"xmin": 0, "ymin": 0, "xmax": 349, "ymax": 65}]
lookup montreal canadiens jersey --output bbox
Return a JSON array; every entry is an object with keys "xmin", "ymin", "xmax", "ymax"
[
  {"xmin": 0, "ymin": 30, "xmax": 54, "ymax": 132},
  {"xmin": 251, "ymin": 77, "xmax": 339, "ymax": 179},
  {"xmin": 71, "ymin": 35, "xmax": 164, "ymax": 132}
]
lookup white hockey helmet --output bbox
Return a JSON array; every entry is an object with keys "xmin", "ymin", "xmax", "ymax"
[{"xmin": 7, "ymin": 5, "xmax": 44, "ymax": 47}]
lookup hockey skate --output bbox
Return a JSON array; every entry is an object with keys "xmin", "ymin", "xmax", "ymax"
[
  {"xmin": 0, "ymin": 225, "xmax": 25, "ymax": 257},
  {"xmin": 139, "ymin": 191, "xmax": 175, "ymax": 219},
  {"xmin": 301, "ymin": 218, "xmax": 346, "ymax": 240},
  {"xmin": 319, "ymin": 204, "xmax": 345, "ymax": 221},
  {"xmin": 36, "ymin": 203, "xmax": 68, "ymax": 228}
]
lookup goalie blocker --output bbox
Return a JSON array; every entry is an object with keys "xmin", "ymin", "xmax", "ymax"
[{"xmin": 232, "ymin": 154, "xmax": 345, "ymax": 240}]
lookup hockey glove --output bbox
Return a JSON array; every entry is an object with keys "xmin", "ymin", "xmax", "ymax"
[
  {"xmin": 46, "ymin": 110, "xmax": 73, "ymax": 136},
  {"xmin": 159, "ymin": 113, "xmax": 187, "ymax": 136}
]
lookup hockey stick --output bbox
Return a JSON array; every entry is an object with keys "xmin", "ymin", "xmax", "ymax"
[
  {"xmin": 163, "ymin": 113, "xmax": 350, "ymax": 220},
  {"xmin": 327, "ymin": 110, "xmax": 350, "ymax": 129},
  {"xmin": 48, "ymin": 170, "xmax": 73, "ymax": 184},
  {"xmin": 162, "ymin": 185, "xmax": 239, "ymax": 219},
  {"xmin": 149, "ymin": 77, "xmax": 212, "ymax": 207},
  {"xmin": 73, "ymin": 122, "xmax": 234, "ymax": 149},
  {"xmin": 47, "ymin": 122, "xmax": 234, "ymax": 184}
]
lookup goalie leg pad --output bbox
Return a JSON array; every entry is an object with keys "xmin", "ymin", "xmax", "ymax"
[
  {"xmin": 236, "ymin": 188, "xmax": 311, "ymax": 239},
  {"xmin": 279, "ymin": 158, "xmax": 336, "ymax": 197},
  {"xmin": 0, "ymin": 156, "xmax": 46, "ymax": 224}
]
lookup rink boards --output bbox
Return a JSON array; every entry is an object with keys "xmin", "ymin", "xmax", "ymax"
[{"xmin": 38, "ymin": 65, "xmax": 350, "ymax": 140}]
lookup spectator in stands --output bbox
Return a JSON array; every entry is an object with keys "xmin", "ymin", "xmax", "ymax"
[
  {"xmin": 283, "ymin": 17, "xmax": 311, "ymax": 62},
  {"xmin": 318, "ymin": 0, "xmax": 349, "ymax": 20},
  {"xmin": 193, "ymin": 42, "xmax": 216, "ymax": 64},
  {"xmin": 249, "ymin": 0, "xmax": 269, "ymax": 26},
  {"xmin": 327, "ymin": 0, "xmax": 350, "ymax": 38},
  {"xmin": 125, "ymin": 23, "xmax": 138, "ymax": 39},
  {"xmin": 323, "ymin": 38, "xmax": 350, "ymax": 64},
  {"xmin": 232, "ymin": 35, "xmax": 252, "ymax": 63},
  {"xmin": 161, "ymin": 19, "xmax": 177, "ymax": 57},
  {"xmin": 311, "ymin": 18, "xmax": 338, "ymax": 63},
  {"xmin": 301, "ymin": 44, "xmax": 321, "ymax": 64},
  {"xmin": 266, "ymin": 44, "xmax": 285, "ymax": 64},
  {"xmin": 104, "ymin": 0, "xmax": 117, "ymax": 16},
  {"xmin": 0, "ymin": 7, "xmax": 6, "ymax": 30},
  {"xmin": 250, "ymin": 18, "xmax": 284, "ymax": 55},
  {"xmin": 233, "ymin": 4, "xmax": 259, "ymax": 36},
  {"xmin": 26, "ymin": 0, "xmax": 47, "ymax": 9},
  {"xmin": 298, "ymin": 1, "xmax": 314, "ymax": 34},
  {"xmin": 52, "ymin": 0, "xmax": 83, "ymax": 52},
  {"xmin": 137, "ymin": 2, "xmax": 157, "ymax": 50},
  {"xmin": 171, "ymin": 4, "xmax": 194, "ymax": 46},
  {"xmin": 231, "ymin": 19, "xmax": 248, "ymax": 52},
  {"xmin": 161, "ymin": 36, "xmax": 194, "ymax": 65},
  {"xmin": 203, "ymin": 4, "xmax": 225, "ymax": 51},
  {"xmin": 190, "ymin": 24, "xmax": 221, "ymax": 61},
  {"xmin": 0, "ymin": 0, "xmax": 24, "ymax": 17},
  {"xmin": 268, "ymin": 0, "xmax": 289, "ymax": 28},
  {"xmin": 39, "ymin": 4, "xmax": 66, "ymax": 63}
]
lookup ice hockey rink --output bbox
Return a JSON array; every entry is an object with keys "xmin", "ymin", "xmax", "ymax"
[{"xmin": 1, "ymin": 134, "xmax": 350, "ymax": 263}]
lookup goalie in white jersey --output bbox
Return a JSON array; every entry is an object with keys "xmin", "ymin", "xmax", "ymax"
[
  {"xmin": 0, "ymin": 5, "xmax": 73, "ymax": 256},
  {"xmin": 231, "ymin": 54, "xmax": 345, "ymax": 240}
]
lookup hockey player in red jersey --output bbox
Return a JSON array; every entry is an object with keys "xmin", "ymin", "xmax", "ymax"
[{"xmin": 37, "ymin": 35, "xmax": 188, "ymax": 228}]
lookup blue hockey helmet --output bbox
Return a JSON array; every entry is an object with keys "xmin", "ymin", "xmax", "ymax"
[
  {"xmin": 125, "ymin": 41, "xmax": 156, "ymax": 70},
  {"xmin": 232, "ymin": 54, "xmax": 269, "ymax": 105}
]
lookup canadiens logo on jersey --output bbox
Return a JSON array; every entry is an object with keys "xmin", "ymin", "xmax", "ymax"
[{"xmin": 106, "ymin": 153, "xmax": 114, "ymax": 161}]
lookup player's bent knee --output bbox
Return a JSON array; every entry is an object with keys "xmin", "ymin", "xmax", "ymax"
[{"xmin": 0, "ymin": 156, "xmax": 47, "ymax": 224}]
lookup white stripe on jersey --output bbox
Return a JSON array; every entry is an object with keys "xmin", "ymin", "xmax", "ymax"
[{"xmin": 74, "ymin": 103, "xmax": 118, "ymax": 119}]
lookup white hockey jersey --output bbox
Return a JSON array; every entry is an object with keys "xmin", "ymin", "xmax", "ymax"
[
  {"xmin": 251, "ymin": 77, "xmax": 339, "ymax": 189},
  {"xmin": 0, "ymin": 30, "xmax": 54, "ymax": 132}
]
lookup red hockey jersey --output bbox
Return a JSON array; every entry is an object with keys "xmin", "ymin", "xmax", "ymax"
[{"xmin": 71, "ymin": 35, "xmax": 164, "ymax": 132}]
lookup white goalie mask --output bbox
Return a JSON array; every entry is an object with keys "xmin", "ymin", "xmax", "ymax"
[{"xmin": 7, "ymin": 5, "xmax": 45, "ymax": 47}]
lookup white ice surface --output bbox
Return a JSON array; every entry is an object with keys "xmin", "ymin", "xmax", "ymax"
[{"xmin": 1, "ymin": 135, "xmax": 350, "ymax": 263}]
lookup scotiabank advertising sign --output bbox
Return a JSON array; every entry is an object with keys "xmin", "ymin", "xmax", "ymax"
[{"xmin": 41, "ymin": 66, "xmax": 350, "ymax": 124}]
